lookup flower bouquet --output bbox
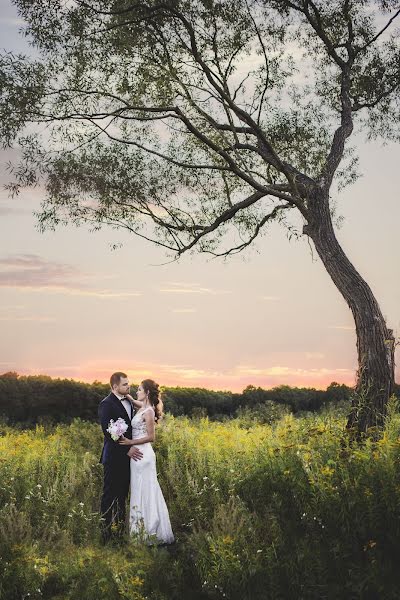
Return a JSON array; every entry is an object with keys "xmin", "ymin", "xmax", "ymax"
[{"xmin": 107, "ymin": 417, "xmax": 128, "ymax": 441}]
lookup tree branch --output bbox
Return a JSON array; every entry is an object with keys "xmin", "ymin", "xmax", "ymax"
[
  {"xmin": 206, "ymin": 203, "xmax": 291, "ymax": 257},
  {"xmin": 284, "ymin": 0, "xmax": 346, "ymax": 68},
  {"xmin": 356, "ymin": 7, "xmax": 400, "ymax": 53},
  {"xmin": 320, "ymin": 67, "xmax": 354, "ymax": 189},
  {"xmin": 352, "ymin": 80, "xmax": 400, "ymax": 110},
  {"xmin": 68, "ymin": 3, "xmax": 308, "ymax": 205},
  {"xmin": 157, "ymin": 3, "xmax": 305, "ymax": 198},
  {"xmin": 175, "ymin": 189, "xmax": 267, "ymax": 254},
  {"xmin": 244, "ymin": 0, "xmax": 271, "ymax": 125},
  {"xmin": 86, "ymin": 117, "xmax": 232, "ymax": 171}
]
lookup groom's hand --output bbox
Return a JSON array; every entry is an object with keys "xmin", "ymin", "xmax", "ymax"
[
  {"xmin": 128, "ymin": 446, "xmax": 143, "ymax": 461},
  {"xmin": 118, "ymin": 435, "xmax": 132, "ymax": 445}
]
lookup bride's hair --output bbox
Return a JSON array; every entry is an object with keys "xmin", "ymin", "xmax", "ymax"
[{"xmin": 141, "ymin": 379, "xmax": 164, "ymax": 423}]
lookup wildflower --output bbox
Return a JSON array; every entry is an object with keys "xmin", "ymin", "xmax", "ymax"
[
  {"xmin": 321, "ymin": 465, "xmax": 334, "ymax": 476},
  {"xmin": 222, "ymin": 535, "xmax": 233, "ymax": 544},
  {"xmin": 257, "ymin": 549, "xmax": 263, "ymax": 553},
  {"xmin": 363, "ymin": 540, "xmax": 377, "ymax": 551}
]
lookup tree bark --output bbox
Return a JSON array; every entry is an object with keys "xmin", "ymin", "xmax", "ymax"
[{"xmin": 303, "ymin": 189, "xmax": 395, "ymax": 433}]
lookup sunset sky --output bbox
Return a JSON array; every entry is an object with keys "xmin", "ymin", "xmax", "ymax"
[{"xmin": 1, "ymin": 0, "xmax": 399, "ymax": 392}]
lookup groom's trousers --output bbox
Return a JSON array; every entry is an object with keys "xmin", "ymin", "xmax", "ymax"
[{"xmin": 100, "ymin": 461, "xmax": 130, "ymax": 542}]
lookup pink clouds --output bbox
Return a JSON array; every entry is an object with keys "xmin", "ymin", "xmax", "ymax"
[
  {"xmin": 0, "ymin": 253, "xmax": 141, "ymax": 297},
  {"xmin": 12, "ymin": 360, "xmax": 356, "ymax": 392},
  {"xmin": 0, "ymin": 254, "xmax": 79, "ymax": 287}
]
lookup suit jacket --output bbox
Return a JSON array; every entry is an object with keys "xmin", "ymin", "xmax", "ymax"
[{"xmin": 98, "ymin": 392, "xmax": 134, "ymax": 465}]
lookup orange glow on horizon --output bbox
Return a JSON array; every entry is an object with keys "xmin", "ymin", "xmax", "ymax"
[{"xmin": 11, "ymin": 365, "xmax": 357, "ymax": 392}]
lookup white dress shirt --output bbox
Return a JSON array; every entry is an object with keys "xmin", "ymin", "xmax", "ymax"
[{"xmin": 114, "ymin": 392, "xmax": 132, "ymax": 420}]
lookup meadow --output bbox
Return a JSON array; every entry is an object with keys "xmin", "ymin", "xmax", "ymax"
[{"xmin": 1, "ymin": 404, "xmax": 400, "ymax": 600}]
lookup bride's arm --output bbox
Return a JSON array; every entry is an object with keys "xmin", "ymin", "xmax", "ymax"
[
  {"xmin": 126, "ymin": 393, "xmax": 143, "ymax": 409},
  {"xmin": 119, "ymin": 410, "xmax": 155, "ymax": 446}
]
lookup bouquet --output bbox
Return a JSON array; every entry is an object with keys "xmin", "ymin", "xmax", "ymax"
[{"xmin": 107, "ymin": 417, "xmax": 128, "ymax": 441}]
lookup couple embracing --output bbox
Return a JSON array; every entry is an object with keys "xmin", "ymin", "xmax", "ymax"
[{"xmin": 99, "ymin": 372, "xmax": 174, "ymax": 545}]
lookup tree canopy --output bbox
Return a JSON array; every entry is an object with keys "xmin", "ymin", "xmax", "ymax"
[{"xmin": 1, "ymin": 0, "xmax": 399, "ymax": 257}]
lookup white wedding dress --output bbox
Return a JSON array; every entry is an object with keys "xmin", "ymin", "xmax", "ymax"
[{"xmin": 129, "ymin": 406, "xmax": 174, "ymax": 544}]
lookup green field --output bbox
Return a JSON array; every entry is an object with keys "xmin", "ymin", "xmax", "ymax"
[{"xmin": 1, "ymin": 407, "xmax": 400, "ymax": 599}]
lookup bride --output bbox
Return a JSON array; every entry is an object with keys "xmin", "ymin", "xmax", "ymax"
[{"xmin": 119, "ymin": 379, "xmax": 174, "ymax": 545}]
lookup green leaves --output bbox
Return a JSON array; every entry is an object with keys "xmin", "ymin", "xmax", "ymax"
[
  {"xmin": 0, "ymin": 52, "xmax": 48, "ymax": 148},
  {"xmin": 2, "ymin": 0, "xmax": 399, "ymax": 254}
]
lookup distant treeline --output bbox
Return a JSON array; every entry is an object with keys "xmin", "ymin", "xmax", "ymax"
[{"xmin": 1, "ymin": 371, "xmax": 399, "ymax": 425}]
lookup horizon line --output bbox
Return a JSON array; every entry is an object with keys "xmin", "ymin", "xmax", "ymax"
[{"xmin": 3, "ymin": 369, "xmax": 399, "ymax": 394}]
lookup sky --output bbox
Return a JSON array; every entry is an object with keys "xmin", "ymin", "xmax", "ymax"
[{"xmin": 0, "ymin": 0, "xmax": 399, "ymax": 392}]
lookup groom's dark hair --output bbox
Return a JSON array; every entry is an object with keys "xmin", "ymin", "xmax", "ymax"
[{"xmin": 110, "ymin": 372, "xmax": 128, "ymax": 388}]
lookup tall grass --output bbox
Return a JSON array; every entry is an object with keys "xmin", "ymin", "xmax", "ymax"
[{"xmin": 1, "ymin": 404, "xmax": 400, "ymax": 599}]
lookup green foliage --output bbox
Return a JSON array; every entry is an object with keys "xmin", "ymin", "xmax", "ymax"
[
  {"xmin": 3, "ymin": 409, "xmax": 400, "ymax": 598},
  {"xmin": 0, "ymin": 372, "xmax": 366, "ymax": 426},
  {"xmin": 235, "ymin": 400, "xmax": 290, "ymax": 425},
  {"xmin": 2, "ymin": 0, "xmax": 399, "ymax": 255},
  {"xmin": 162, "ymin": 386, "xmax": 240, "ymax": 419},
  {"xmin": 0, "ymin": 371, "xmax": 110, "ymax": 424}
]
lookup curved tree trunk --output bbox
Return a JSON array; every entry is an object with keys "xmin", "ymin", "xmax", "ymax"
[{"xmin": 303, "ymin": 190, "xmax": 395, "ymax": 433}]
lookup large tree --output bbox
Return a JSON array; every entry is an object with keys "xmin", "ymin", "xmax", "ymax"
[{"xmin": 1, "ymin": 0, "xmax": 399, "ymax": 433}]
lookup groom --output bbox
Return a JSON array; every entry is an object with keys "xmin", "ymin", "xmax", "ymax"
[{"xmin": 98, "ymin": 372, "xmax": 143, "ymax": 543}]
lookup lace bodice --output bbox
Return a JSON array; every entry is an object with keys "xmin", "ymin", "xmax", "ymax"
[{"xmin": 131, "ymin": 407, "xmax": 154, "ymax": 440}]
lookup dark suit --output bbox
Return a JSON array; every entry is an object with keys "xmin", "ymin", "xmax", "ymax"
[{"xmin": 98, "ymin": 392, "xmax": 133, "ymax": 542}]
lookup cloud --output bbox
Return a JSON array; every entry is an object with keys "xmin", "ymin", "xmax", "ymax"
[
  {"xmin": 41, "ymin": 365, "xmax": 91, "ymax": 372},
  {"xmin": 235, "ymin": 365, "xmax": 353, "ymax": 378},
  {"xmin": 304, "ymin": 352, "xmax": 325, "ymax": 360},
  {"xmin": 158, "ymin": 281, "xmax": 231, "ymax": 295},
  {"xmin": 0, "ymin": 303, "xmax": 55, "ymax": 322},
  {"xmin": 171, "ymin": 308, "xmax": 197, "ymax": 313},
  {"xmin": 14, "ymin": 359, "xmax": 358, "ymax": 391},
  {"xmin": 328, "ymin": 325, "xmax": 355, "ymax": 331},
  {"xmin": 0, "ymin": 316, "xmax": 56, "ymax": 322},
  {"xmin": 58, "ymin": 289, "xmax": 142, "ymax": 298},
  {"xmin": 159, "ymin": 365, "xmax": 211, "ymax": 379},
  {"xmin": 0, "ymin": 254, "xmax": 78, "ymax": 287},
  {"xmin": 162, "ymin": 281, "xmax": 200, "ymax": 287},
  {"xmin": 155, "ymin": 363, "xmax": 356, "ymax": 390},
  {"xmin": 142, "ymin": 362, "xmax": 354, "ymax": 385},
  {"xmin": 0, "ymin": 253, "xmax": 141, "ymax": 298}
]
